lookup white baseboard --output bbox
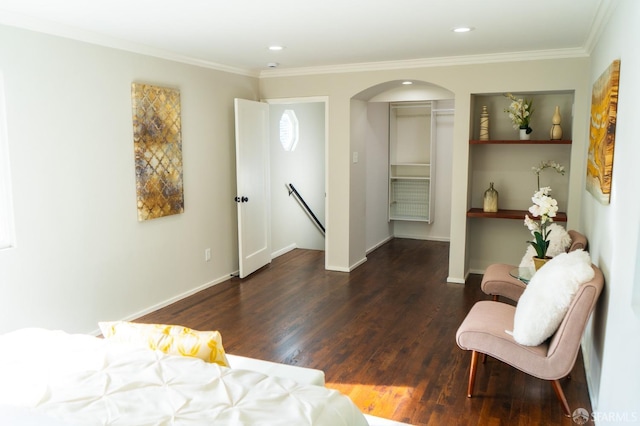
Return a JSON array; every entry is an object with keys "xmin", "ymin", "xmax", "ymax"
[
  {"xmin": 326, "ymin": 256, "xmax": 368, "ymax": 273},
  {"xmin": 580, "ymin": 337, "xmax": 599, "ymax": 411},
  {"xmin": 392, "ymin": 233, "xmax": 450, "ymax": 242},
  {"xmin": 88, "ymin": 273, "xmax": 233, "ymax": 336},
  {"xmin": 366, "ymin": 236, "xmax": 394, "ymax": 254},
  {"xmin": 349, "ymin": 256, "xmax": 368, "ymax": 271},
  {"xmin": 325, "ymin": 265, "xmax": 350, "ymax": 272},
  {"xmin": 272, "ymin": 243, "xmax": 297, "ymax": 259},
  {"xmin": 447, "ymin": 268, "xmax": 469, "ymax": 284}
]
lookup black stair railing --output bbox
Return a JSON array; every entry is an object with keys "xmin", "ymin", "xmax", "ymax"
[{"xmin": 286, "ymin": 183, "xmax": 325, "ymax": 235}]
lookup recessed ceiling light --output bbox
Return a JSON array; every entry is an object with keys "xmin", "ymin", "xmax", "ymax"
[
  {"xmin": 268, "ymin": 45, "xmax": 285, "ymax": 51},
  {"xmin": 402, "ymin": 81, "xmax": 413, "ymax": 85},
  {"xmin": 452, "ymin": 26, "xmax": 474, "ymax": 33}
]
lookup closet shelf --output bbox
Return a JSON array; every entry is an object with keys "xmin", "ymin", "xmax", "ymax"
[
  {"xmin": 390, "ymin": 176, "xmax": 430, "ymax": 180},
  {"xmin": 390, "ymin": 163, "xmax": 430, "ymax": 166}
]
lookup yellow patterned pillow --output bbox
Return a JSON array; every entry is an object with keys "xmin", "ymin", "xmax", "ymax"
[{"xmin": 98, "ymin": 321, "xmax": 229, "ymax": 367}]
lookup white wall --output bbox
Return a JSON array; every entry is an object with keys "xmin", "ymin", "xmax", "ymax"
[
  {"xmin": 364, "ymin": 102, "xmax": 393, "ymax": 252},
  {"xmin": 0, "ymin": 24, "xmax": 258, "ymax": 334},
  {"xmin": 269, "ymin": 102, "xmax": 325, "ymax": 254},
  {"xmin": 349, "ymin": 99, "xmax": 367, "ymax": 269},
  {"xmin": 581, "ymin": 0, "xmax": 640, "ymax": 420}
]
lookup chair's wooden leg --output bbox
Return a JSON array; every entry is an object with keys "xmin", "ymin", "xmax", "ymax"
[
  {"xmin": 467, "ymin": 350, "xmax": 479, "ymax": 398},
  {"xmin": 492, "ymin": 295, "xmax": 499, "ymax": 301},
  {"xmin": 551, "ymin": 379, "xmax": 571, "ymax": 417}
]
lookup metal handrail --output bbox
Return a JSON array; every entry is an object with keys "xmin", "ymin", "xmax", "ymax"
[{"xmin": 286, "ymin": 183, "xmax": 325, "ymax": 235}]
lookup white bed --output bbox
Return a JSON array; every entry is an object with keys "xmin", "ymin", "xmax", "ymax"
[{"xmin": 0, "ymin": 328, "xmax": 370, "ymax": 425}]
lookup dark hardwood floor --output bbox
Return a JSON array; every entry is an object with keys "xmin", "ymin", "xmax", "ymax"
[{"xmin": 138, "ymin": 239, "xmax": 592, "ymax": 425}]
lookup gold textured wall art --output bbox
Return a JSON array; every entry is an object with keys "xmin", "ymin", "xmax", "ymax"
[
  {"xmin": 131, "ymin": 83, "xmax": 184, "ymax": 221},
  {"xmin": 586, "ymin": 59, "xmax": 620, "ymax": 205}
]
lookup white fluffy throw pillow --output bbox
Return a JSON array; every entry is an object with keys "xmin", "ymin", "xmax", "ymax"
[
  {"xmin": 519, "ymin": 223, "xmax": 572, "ymax": 267},
  {"xmin": 512, "ymin": 249, "xmax": 594, "ymax": 346}
]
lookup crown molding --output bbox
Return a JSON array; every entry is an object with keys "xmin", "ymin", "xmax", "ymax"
[
  {"xmin": 0, "ymin": 11, "xmax": 259, "ymax": 78},
  {"xmin": 583, "ymin": 0, "xmax": 617, "ymax": 55},
  {"xmin": 2, "ymin": 9, "xmax": 597, "ymax": 81},
  {"xmin": 259, "ymin": 48, "xmax": 590, "ymax": 78}
]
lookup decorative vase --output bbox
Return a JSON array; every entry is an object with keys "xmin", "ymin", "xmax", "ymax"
[
  {"xmin": 479, "ymin": 106, "xmax": 489, "ymax": 140},
  {"xmin": 519, "ymin": 126, "xmax": 531, "ymax": 140},
  {"xmin": 533, "ymin": 256, "xmax": 552, "ymax": 271},
  {"xmin": 550, "ymin": 106, "xmax": 563, "ymax": 140},
  {"xmin": 483, "ymin": 182, "xmax": 498, "ymax": 212}
]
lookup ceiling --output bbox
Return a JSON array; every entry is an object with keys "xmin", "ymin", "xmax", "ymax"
[{"xmin": 0, "ymin": 0, "xmax": 608, "ymax": 75}]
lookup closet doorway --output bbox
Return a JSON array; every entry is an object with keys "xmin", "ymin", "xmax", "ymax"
[{"xmin": 351, "ymin": 81, "xmax": 454, "ymax": 254}]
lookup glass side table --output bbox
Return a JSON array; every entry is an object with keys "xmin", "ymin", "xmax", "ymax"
[{"xmin": 509, "ymin": 266, "xmax": 536, "ymax": 284}]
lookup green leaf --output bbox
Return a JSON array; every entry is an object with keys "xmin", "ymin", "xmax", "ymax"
[{"xmin": 527, "ymin": 231, "xmax": 549, "ymax": 258}]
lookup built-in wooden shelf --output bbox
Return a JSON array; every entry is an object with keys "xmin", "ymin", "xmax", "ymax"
[
  {"xmin": 466, "ymin": 208, "xmax": 568, "ymax": 222},
  {"xmin": 469, "ymin": 139, "xmax": 572, "ymax": 145}
]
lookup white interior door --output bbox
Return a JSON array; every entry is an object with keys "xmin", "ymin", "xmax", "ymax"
[{"xmin": 234, "ymin": 98, "xmax": 271, "ymax": 278}]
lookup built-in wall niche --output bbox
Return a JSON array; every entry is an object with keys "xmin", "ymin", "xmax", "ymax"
[
  {"xmin": 469, "ymin": 144, "xmax": 572, "ymax": 212},
  {"xmin": 468, "ymin": 91, "xmax": 574, "ymax": 215},
  {"xmin": 466, "ymin": 91, "xmax": 574, "ymax": 270},
  {"xmin": 471, "ymin": 91, "xmax": 574, "ymax": 141}
]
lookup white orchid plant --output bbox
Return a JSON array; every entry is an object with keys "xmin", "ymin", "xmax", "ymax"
[
  {"xmin": 504, "ymin": 93, "xmax": 534, "ymax": 133},
  {"xmin": 524, "ymin": 186, "xmax": 559, "ymax": 259},
  {"xmin": 532, "ymin": 160, "xmax": 565, "ymax": 190}
]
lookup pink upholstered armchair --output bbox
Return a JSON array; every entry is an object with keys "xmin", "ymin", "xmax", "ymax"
[
  {"xmin": 457, "ymin": 263, "xmax": 603, "ymax": 417},
  {"xmin": 481, "ymin": 230, "xmax": 588, "ymax": 302}
]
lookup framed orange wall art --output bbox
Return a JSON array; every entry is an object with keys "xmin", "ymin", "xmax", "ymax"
[{"xmin": 586, "ymin": 59, "xmax": 621, "ymax": 205}]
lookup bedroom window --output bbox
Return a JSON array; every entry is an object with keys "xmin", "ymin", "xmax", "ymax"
[{"xmin": 0, "ymin": 72, "xmax": 15, "ymax": 250}]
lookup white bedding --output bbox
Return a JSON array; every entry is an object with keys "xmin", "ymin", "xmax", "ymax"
[{"xmin": 0, "ymin": 328, "xmax": 368, "ymax": 425}]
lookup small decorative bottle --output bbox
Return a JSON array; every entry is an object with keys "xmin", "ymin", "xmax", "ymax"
[
  {"xmin": 479, "ymin": 106, "xmax": 489, "ymax": 140},
  {"xmin": 483, "ymin": 182, "xmax": 498, "ymax": 213},
  {"xmin": 550, "ymin": 106, "xmax": 563, "ymax": 140}
]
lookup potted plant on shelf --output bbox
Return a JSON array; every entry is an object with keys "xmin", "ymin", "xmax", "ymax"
[
  {"xmin": 504, "ymin": 93, "xmax": 534, "ymax": 140},
  {"xmin": 524, "ymin": 186, "xmax": 559, "ymax": 270}
]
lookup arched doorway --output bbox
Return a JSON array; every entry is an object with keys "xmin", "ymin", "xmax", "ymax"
[{"xmin": 350, "ymin": 80, "xmax": 455, "ymax": 254}]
